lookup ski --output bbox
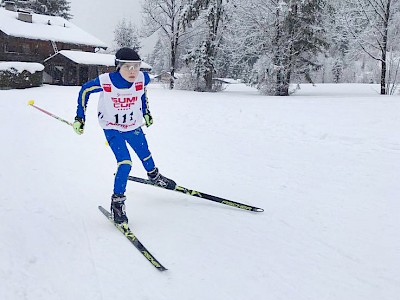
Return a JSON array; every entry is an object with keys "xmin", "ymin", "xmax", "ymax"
[
  {"xmin": 98, "ymin": 206, "xmax": 167, "ymax": 272},
  {"xmin": 127, "ymin": 175, "xmax": 264, "ymax": 212}
]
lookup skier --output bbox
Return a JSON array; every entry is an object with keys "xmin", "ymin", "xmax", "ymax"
[{"xmin": 73, "ymin": 47, "xmax": 176, "ymax": 225}]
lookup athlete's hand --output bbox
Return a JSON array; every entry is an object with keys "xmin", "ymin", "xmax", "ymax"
[
  {"xmin": 144, "ymin": 110, "xmax": 153, "ymax": 127},
  {"xmin": 73, "ymin": 117, "xmax": 85, "ymax": 135}
]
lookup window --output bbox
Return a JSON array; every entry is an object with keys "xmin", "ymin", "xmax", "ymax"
[{"xmin": 5, "ymin": 43, "xmax": 19, "ymax": 53}]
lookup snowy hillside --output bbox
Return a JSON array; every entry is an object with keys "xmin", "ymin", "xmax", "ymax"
[{"xmin": 0, "ymin": 83, "xmax": 399, "ymax": 300}]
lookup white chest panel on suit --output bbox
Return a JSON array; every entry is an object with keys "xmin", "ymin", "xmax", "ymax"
[{"xmin": 97, "ymin": 72, "xmax": 145, "ymax": 131}]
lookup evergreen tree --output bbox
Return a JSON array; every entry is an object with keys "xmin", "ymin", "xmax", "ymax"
[
  {"xmin": 148, "ymin": 38, "xmax": 170, "ymax": 74},
  {"xmin": 183, "ymin": 0, "xmax": 229, "ymax": 91},
  {"xmin": 223, "ymin": 0, "xmax": 329, "ymax": 95},
  {"xmin": 318, "ymin": 1, "xmax": 350, "ymax": 83},
  {"xmin": 114, "ymin": 18, "xmax": 141, "ymax": 52},
  {"xmin": 16, "ymin": 0, "xmax": 72, "ymax": 20},
  {"xmin": 271, "ymin": 0, "xmax": 329, "ymax": 95},
  {"xmin": 332, "ymin": 58, "xmax": 344, "ymax": 83}
]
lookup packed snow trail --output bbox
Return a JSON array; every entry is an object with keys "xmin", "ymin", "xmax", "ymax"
[{"xmin": 0, "ymin": 83, "xmax": 399, "ymax": 300}]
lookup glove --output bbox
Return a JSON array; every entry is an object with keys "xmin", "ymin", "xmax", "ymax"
[
  {"xmin": 144, "ymin": 110, "xmax": 153, "ymax": 127},
  {"xmin": 73, "ymin": 117, "xmax": 85, "ymax": 135}
]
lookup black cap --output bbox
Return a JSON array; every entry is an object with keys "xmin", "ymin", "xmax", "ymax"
[{"xmin": 115, "ymin": 47, "xmax": 141, "ymax": 66}]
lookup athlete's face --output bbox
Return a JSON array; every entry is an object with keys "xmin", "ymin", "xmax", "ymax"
[{"xmin": 119, "ymin": 62, "xmax": 141, "ymax": 82}]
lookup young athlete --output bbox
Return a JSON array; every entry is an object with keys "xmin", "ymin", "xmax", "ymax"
[{"xmin": 73, "ymin": 47, "xmax": 176, "ymax": 225}]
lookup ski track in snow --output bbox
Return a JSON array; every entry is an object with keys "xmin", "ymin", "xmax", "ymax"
[{"xmin": 0, "ymin": 83, "xmax": 399, "ymax": 300}]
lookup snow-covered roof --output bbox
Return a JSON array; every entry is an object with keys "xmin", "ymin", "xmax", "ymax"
[
  {"xmin": 45, "ymin": 50, "xmax": 152, "ymax": 69},
  {"xmin": 0, "ymin": 8, "xmax": 107, "ymax": 48},
  {"xmin": 0, "ymin": 61, "xmax": 44, "ymax": 73}
]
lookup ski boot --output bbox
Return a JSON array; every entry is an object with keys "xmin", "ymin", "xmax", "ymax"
[
  {"xmin": 110, "ymin": 194, "xmax": 128, "ymax": 225},
  {"xmin": 147, "ymin": 168, "xmax": 176, "ymax": 190}
]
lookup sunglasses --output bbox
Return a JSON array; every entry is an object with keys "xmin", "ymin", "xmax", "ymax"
[{"xmin": 119, "ymin": 62, "xmax": 141, "ymax": 71}]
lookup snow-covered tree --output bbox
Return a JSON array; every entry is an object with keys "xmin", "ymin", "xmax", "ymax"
[
  {"xmin": 142, "ymin": 0, "xmax": 188, "ymax": 89},
  {"xmin": 15, "ymin": 0, "xmax": 72, "ymax": 20},
  {"xmin": 386, "ymin": 50, "xmax": 400, "ymax": 94},
  {"xmin": 146, "ymin": 38, "xmax": 170, "ymax": 74},
  {"xmin": 181, "ymin": 0, "xmax": 229, "ymax": 92},
  {"xmin": 223, "ymin": 0, "xmax": 329, "ymax": 95},
  {"xmin": 316, "ymin": 1, "xmax": 350, "ymax": 83},
  {"xmin": 332, "ymin": 58, "xmax": 344, "ymax": 83},
  {"xmin": 138, "ymin": 0, "xmax": 400, "ymax": 92},
  {"xmin": 344, "ymin": 0, "xmax": 400, "ymax": 94},
  {"xmin": 114, "ymin": 18, "xmax": 141, "ymax": 52}
]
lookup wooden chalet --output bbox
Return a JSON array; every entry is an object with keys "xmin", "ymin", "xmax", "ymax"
[
  {"xmin": 0, "ymin": 3, "xmax": 108, "ymax": 85},
  {"xmin": 43, "ymin": 50, "xmax": 152, "ymax": 86}
]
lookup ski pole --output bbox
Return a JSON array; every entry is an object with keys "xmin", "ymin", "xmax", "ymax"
[{"xmin": 28, "ymin": 100, "xmax": 73, "ymax": 126}]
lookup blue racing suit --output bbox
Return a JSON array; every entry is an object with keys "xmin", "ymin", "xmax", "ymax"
[{"xmin": 76, "ymin": 71, "xmax": 155, "ymax": 195}]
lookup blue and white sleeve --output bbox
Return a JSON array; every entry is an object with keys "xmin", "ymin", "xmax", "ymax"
[{"xmin": 76, "ymin": 77, "xmax": 103, "ymax": 121}]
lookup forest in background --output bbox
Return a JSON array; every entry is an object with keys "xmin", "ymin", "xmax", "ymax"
[
  {"xmin": 2, "ymin": 0, "xmax": 400, "ymax": 95},
  {"xmin": 140, "ymin": 0, "xmax": 400, "ymax": 94}
]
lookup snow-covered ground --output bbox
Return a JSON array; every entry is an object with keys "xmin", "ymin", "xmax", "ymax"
[{"xmin": 0, "ymin": 83, "xmax": 399, "ymax": 300}]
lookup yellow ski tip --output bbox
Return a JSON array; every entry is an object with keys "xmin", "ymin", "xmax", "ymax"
[{"xmin": 27, "ymin": 100, "xmax": 34, "ymax": 105}]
